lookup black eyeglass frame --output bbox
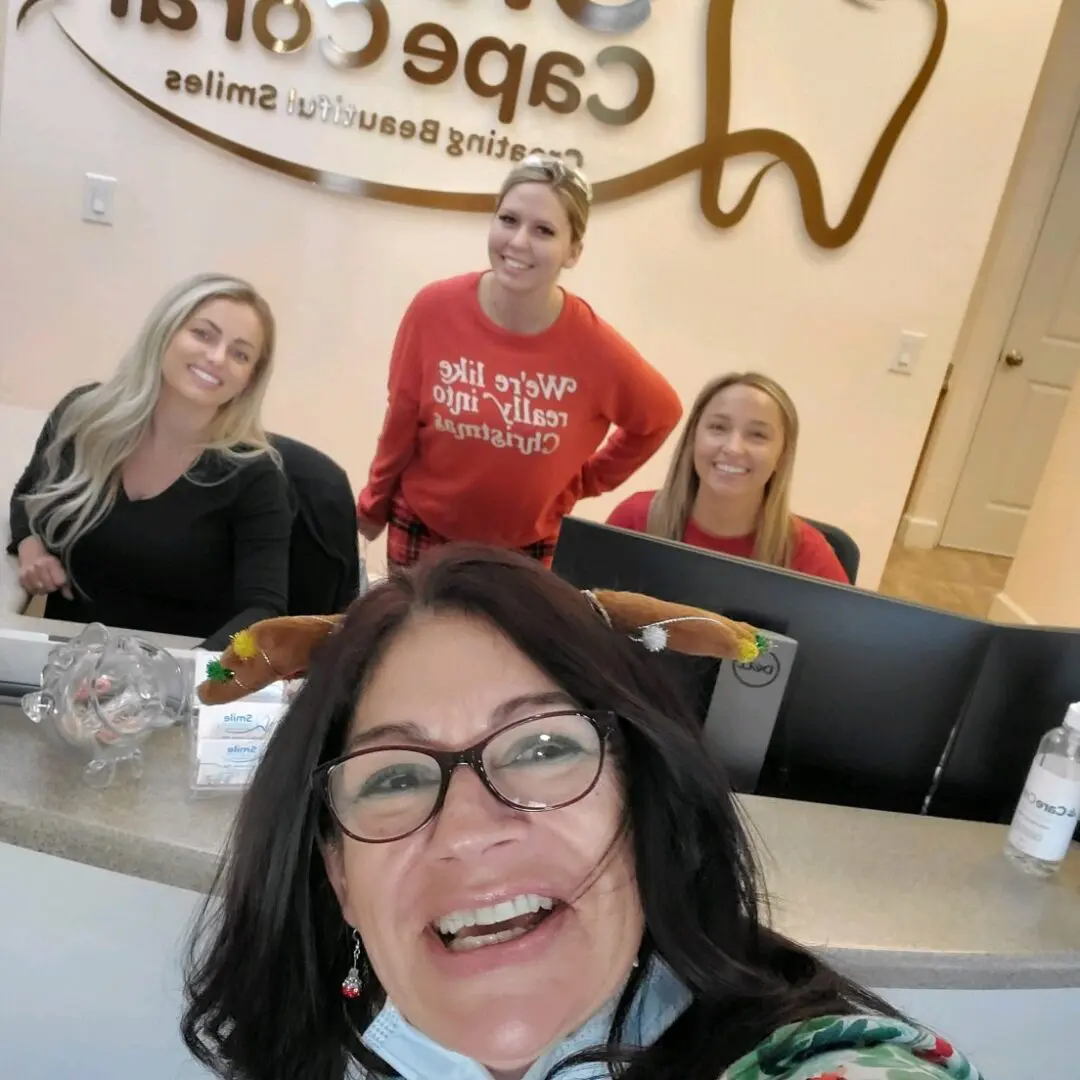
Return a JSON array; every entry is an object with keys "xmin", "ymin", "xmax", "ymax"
[{"xmin": 312, "ymin": 709, "xmax": 618, "ymax": 844}]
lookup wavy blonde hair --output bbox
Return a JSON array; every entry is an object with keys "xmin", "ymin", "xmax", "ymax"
[
  {"xmin": 646, "ymin": 372, "xmax": 800, "ymax": 568},
  {"xmin": 497, "ymin": 154, "xmax": 593, "ymax": 246},
  {"xmin": 24, "ymin": 272, "xmax": 277, "ymax": 570}
]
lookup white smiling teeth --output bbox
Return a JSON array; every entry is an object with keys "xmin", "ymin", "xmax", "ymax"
[
  {"xmin": 436, "ymin": 893, "xmax": 554, "ymax": 937},
  {"xmin": 190, "ymin": 367, "xmax": 221, "ymax": 386}
]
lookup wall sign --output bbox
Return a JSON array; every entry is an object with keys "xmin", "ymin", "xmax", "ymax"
[{"xmin": 16, "ymin": 0, "xmax": 948, "ymax": 248}]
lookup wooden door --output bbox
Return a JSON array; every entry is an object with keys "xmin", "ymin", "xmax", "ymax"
[{"xmin": 942, "ymin": 108, "xmax": 1080, "ymax": 556}]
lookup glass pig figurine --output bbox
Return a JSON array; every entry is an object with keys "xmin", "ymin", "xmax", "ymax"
[{"xmin": 22, "ymin": 623, "xmax": 189, "ymax": 788}]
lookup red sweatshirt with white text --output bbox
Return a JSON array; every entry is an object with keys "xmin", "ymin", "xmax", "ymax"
[{"xmin": 357, "ymin": 273, "xmax": 682, "ymax": 548}]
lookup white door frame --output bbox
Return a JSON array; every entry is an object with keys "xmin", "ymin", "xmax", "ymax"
[{"xmin": 901, "ymin": 0, "xmax": 1080, "ymax": 550}]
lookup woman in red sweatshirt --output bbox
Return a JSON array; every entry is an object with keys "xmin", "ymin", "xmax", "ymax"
[
  {"xmin": 607, "ymin": 372, "xmax": 851, "ymax": 583},
  {"xmin": 356, "ymin": 155, "xmax": 682, "ymax": 568}
]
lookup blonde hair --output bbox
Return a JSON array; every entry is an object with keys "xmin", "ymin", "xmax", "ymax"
[
  {"xmin": 496, "ymin": 154, "xmax": 593, "ymax": 246},
  {"xmin": 24, "ymin": 272, "xmax": 278, "ymax": 572},
  {"xmin": 647, "ymin": 372, "xmax": 801, "ymax": 568}
]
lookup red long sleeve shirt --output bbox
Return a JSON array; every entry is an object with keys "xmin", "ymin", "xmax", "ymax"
[
  {"xmin": 606, "ymin": 491, "xmax": 851, "ymax": 584},
  {"xmin": 357, "ymin": 273, "xmax": 682, "ymax": 548}
]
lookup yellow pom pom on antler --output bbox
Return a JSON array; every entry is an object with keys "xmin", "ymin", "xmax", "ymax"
[
  {"xmin": 230, "ymin": 628, "xmax": 260, "ymax": 661},
  {"xmin": 736, "ymin": 632, "xmax": 771, "ymax": 664}
]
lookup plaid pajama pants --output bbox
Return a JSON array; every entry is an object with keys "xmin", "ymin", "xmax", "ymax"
[{"xmin": 386, "ymin": 493, "xmax": 557, "ymax": 570}]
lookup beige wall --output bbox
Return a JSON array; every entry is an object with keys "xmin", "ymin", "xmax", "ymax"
[
  {"xmin": 991, "ymin": 383, "xmax": 1080, "ymax": 626},
  {"xmin": 0, "ymin": 1, "xmax": 1067, "ymax": 582}
]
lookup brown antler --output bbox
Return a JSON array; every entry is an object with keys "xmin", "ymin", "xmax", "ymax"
[
  {"xmin": 197, "ymin": 614, "xmax": 343, "ymax": 705},
  {"xmin": 592, "ymin": 590, "xmax": 767, "ymax": 662},
  {"xmin": 196, "ymin": 589, "xmax": 769, "ymax": 706}
]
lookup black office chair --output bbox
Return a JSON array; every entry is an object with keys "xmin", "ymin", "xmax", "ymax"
[
  {"xmin": 269, "ymin": 434, "xmax": 362, "ymax": 615},
  {"xmin": 802, "ymin": 517, "xmax": 860, "ymax": 584}
]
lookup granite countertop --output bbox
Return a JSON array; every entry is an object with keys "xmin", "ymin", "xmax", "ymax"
[
  {"xmin": 1, "ymin": 699, "xmax": 1079, "ymax": 991},
  {"xmin": 0, "ymin": 704, "xmax": 235, "ymax": 894},
  {"xmin": 742, "ymin": 796, "xmax": 1080, "ymax": 990}
]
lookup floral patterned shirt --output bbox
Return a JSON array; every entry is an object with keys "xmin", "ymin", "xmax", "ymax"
[
  {"xmin": 356, "ymin": 968, "xmax": 980, "ymax": 1080},
  {"xmin": 723, "ymin": 1014, "xmax": 981, "ymax": 1079}
]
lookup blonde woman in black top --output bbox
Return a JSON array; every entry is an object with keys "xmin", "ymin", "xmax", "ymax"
[{"xmin": 8, "ymin": 272, "xmax": 291, "ymax": 648}]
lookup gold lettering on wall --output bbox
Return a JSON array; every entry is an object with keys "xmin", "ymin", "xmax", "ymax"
[
  {"xmin": 529, "ymin": 51, "xmax": 585, "ymax": 115},
  {"xmin": 463, "ymin": 38, "xmax": 528, "ymax": 125},
  {"xmin": 19, "ymin": 0, "xmax": 653, "ymax": 130},
  {"xmin": 140, "ymin": 0, "xmax": 196, "ymax": 32},
  {"xmin": 319, "ymin": 0, "xmax": 390, "ymax": 71},
  {"xmin": 556, "ymin": 0, "xmax": 653, "ymax": 35},
  {"xmin": 17, "ymin": 0, "xmax": 949, "ymax": 249},
  {"xmin": 587, "ymin": 47, "xmax": 654, "ymax": 126},
  {"xmin": 403, "ymin": 23, "xmax": 459, "ymax": 85},
  {"xmin": 252, "ymin": 0, "xmax": 312, "ymax": 55}
]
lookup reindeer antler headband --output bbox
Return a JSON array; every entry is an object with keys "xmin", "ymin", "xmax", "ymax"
[{"xmin": 196, "ymin": 590, "xmax": 770, "ymax": 706}]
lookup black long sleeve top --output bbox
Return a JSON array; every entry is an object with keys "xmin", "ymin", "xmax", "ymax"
[{"xmin": 8, "ymin": 386, "xmax": 292, "ymax": 649}]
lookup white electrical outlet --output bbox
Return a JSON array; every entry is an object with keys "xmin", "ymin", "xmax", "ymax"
[
  {"xmin": 889, "ymin": 330, "xmax": 925, "ymax": 375},
  {"xmin": 82, "ymin": 173, "xmax": 117, "ymax": 225}
]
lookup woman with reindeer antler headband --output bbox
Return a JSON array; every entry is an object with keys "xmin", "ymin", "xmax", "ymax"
[{"xmin": 184, "ymin": 546, "xmax": 978, "ymax": 1080}]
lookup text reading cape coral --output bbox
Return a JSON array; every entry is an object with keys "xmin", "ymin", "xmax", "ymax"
[
  {"xmin": 29, "ymin": 0, "xmax": 947, "ymax": 246},
  {"xmin": 145, "ymin": 0, "xmax": 657, "ymax": 167}
]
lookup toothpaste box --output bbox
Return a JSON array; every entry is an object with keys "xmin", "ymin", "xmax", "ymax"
[
  {"xmin": 193, "ymin": 738, "xmax": 269, "ymax": 788},
  {"xmin": 191, "ymin": 705, "xmax": 283, "ymax": 793},
  {"xmin": 190, "ymin": 650, "xmax": 294, "ymax": 793},
  {"xmin": 196, "ymin": 700, "xmax": 286, "ymax": 741}
]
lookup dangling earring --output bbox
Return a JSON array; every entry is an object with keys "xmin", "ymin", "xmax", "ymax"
[{"xmin": 341, "ymin": 928, "xmax": 363, "ymax": 999}]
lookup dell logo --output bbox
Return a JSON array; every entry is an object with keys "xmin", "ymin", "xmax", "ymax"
[{"xmin": 732, "ymin": 651, "xmax": 781, "ymax": 688}]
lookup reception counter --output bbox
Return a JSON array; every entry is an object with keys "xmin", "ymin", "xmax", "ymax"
[
  {"xmin": 1, "ymin": 698, "xmax": 1077, "ymax": 992},
  {"xmin": 3, "ymin": 610, "xmax": 1079, "ymax": 1078}
]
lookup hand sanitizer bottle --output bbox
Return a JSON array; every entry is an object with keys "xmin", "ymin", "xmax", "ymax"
[{"xmin": 1004, "ymin": 701, "xmax": 1080, "ymax": 877}]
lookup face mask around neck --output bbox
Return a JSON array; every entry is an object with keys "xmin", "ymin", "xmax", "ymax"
[{"xmin": 354, "ymin": 958, "xmax": 691, "ymax": 1080}]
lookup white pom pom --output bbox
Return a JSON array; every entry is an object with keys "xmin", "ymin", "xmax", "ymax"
[{"xmin": 638, "ymin": 623, "xmax": 669, "ymax": 653}]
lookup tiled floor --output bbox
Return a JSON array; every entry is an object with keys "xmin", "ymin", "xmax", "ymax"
[{"xmin": 877, "ymin": 543, "xmax": 1012, "ymax": 619}]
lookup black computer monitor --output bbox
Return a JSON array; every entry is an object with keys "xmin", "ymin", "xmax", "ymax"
[
  {"xmin": 552, "ymin": 517, "xmax": 992, "ymax": 815},
  {"xmin": 927, "ymin": 623, "xmax": 1080, "ymax": 824}
]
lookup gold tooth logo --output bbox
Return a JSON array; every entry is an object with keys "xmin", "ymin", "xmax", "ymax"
[{"xmin": 16, "ymin": 0, "xmax": 947, "ymax": 250}]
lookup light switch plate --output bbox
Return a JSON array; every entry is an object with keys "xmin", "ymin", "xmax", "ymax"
[
  {"xmin": 82, "ymin": 173, "xmax": 116, "ymax": 225},
  {"xmin": 889, "ymin": 330, "xmax": 926, "ymax": 375}
]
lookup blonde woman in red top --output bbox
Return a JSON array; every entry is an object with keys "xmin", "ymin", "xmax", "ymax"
[
  {"xmin": 356, "ymin": 155, "xmax": 682, "ymax": 568},
  {"xmin": 607, "ymin": 372, "xmax": 849, "ymax": 583}
]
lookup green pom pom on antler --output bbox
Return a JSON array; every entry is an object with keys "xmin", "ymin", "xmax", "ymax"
[{"xmin": 205, "ymin": 659, "xmax": 235, "ymax": 684}]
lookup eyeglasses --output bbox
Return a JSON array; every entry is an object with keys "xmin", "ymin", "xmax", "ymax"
[
  {"xmin": 313, "ymin": 710, "xmax": 616, "ymax": 843},
  {"xmin": 520, "ymin": 154, "xmax": 593, "ymax": 205}
]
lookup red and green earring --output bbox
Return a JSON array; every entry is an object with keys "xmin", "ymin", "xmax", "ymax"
[{"xmin": 341, "ymin": 929, "xmax": 363, "ymax": 999}]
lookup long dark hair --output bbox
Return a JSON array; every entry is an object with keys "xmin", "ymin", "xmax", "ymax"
[{"xmin": 181, "ymin": 546, "xmax": 898, "ymax": 1079}]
